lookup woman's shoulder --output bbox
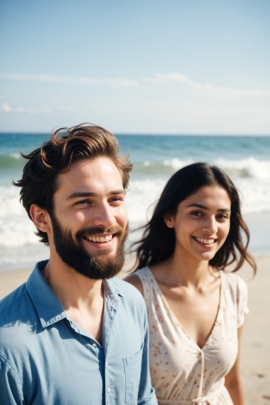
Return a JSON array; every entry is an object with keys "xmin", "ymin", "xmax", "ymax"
[
  {"xmin": 125, "ymin": 267, "xmax": 151, "ymax": 296},
  {"xmin": 221, "ymin": 271, "xmax": 248, "ymax": 296},
  {"xmin": 221, "ymin": 271, "xmax": 249, "ymax": 326}
]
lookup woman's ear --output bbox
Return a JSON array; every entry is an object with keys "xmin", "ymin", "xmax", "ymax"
[
  {"xmin": 29, "ymin": 204, "xmax": 52, "ymax": 233},
  {"xmin": 164, "ymin": 213, "xmax": 174, "ymax": 229}
]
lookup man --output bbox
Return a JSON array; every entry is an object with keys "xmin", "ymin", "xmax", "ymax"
[{"xmin": 0, "ymin": 124, "xmax": 157, "ymax": 405}]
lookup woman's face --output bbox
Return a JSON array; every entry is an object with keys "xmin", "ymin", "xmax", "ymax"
[{"xmin": 164, "ymin": 185, "xmax": 231, "ymax": 264}]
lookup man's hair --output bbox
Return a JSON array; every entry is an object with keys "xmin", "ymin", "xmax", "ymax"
[{"xmin": 13, "ymin": 123, "xmax": 132, "ymax": 244}]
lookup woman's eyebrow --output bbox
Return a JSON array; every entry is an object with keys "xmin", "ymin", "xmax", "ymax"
[
  {"xmin": 186, "ymin": 203, "xmax": 231, "ymax": 212},
  {"xmin": 186, "ymin": 203, "xmax": 207, "ymax": 209}
]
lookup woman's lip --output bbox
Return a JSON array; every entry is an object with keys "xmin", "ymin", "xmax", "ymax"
[{"xmin": 193, "ymin": 236, "xmax": 217, "ymax": 245}]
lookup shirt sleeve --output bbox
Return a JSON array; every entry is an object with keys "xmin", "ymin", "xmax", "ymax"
[
  {"xmin": 236, "ymin": 275, "xmax": 249, "ymax": 328},
  {"xmin": 137, "ymin": 302, "xmax": 158, "ymax": 405},
  {"xmin": 0, "ymin": 355, "xmax": 24, "ymax": 405}
]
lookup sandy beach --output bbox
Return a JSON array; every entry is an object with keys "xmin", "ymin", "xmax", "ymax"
[{"xmin": 0, "ymin": 255, "xmax": 269, "ymax": 404}]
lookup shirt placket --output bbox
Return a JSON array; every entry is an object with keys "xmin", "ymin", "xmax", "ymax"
[{"xmin": 102, "ymin": 286, "xmax": 120, "ymax": 405}]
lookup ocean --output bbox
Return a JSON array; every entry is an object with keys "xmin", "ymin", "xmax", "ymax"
[{"xmin": 1, "ymin": 133, "xmax": 270, "ymax": 272}]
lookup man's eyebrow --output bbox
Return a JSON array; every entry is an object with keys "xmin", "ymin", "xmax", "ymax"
[
  {"xmin": 186, "ymin": 203, "xmax": 231, "ymax": 212},
  {"xmin": 66, "ymin": 189, "xmax": 125, "ymax": 200}
]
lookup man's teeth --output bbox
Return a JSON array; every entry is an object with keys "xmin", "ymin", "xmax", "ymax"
[
  {"xmin": 87, "ymin": 235, "xmax": 113, "ymax": 243},
  {"xmin": 195, "ymin": 238, "xmax": 215, "ymax": 245}
]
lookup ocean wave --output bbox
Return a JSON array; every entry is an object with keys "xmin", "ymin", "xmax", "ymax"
[
  {"xmin": 132, "ymin": 157, "xmax": 270, "ymax": 180},
  {"xmin": 213, "ymin": 157, "xmax": 270, "ymax": 180},
  {"xmin": 0, "ymin": 154, "xmax": 24, "ymax": 172},
  {"xmin": 2, "ymin": 150, "xmax": 270, "ymax": 181},
  {"xmin": 126, "ymin": 177, "xmax": 270, "ymax": 224},
  {"xmin": 163, "ymin": 158, "xmax": 194, "ymax": 170},
  {"xmin": 9, "ymin": 153, "xmax": 21, "ymax": 159},
  {"xmin": 1, "ymin": 170, "xmax": 270, "ymax": 249}
]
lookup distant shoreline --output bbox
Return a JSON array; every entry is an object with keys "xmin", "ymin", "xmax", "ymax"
[{"xmin": 1, "ymin": 132, "xmax": 270, "ymax": 137}]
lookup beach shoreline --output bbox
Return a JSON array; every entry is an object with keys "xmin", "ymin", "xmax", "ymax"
[{"xmin": 0, "ymin": 255, "xmax": 269, "ymax": 404}]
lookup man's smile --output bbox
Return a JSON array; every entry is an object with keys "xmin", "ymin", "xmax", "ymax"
[{"xmin": 84, "ymin": 234, "xmax": 113, "ymax": 243}]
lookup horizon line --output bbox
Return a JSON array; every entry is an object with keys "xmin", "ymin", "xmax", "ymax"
[{"xmin": 0, "ymin": 131, "xmax": 270, "ymax": 137}]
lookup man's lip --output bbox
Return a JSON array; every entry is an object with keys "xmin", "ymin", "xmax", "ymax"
[{"xmin": 83, "ymin": 233, "xmax": 115, "ymax": 243}]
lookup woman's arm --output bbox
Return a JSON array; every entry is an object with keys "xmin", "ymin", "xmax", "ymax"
[{"xmin": 225, "ymin": 325, "xmax": 245, "ymax": 405}]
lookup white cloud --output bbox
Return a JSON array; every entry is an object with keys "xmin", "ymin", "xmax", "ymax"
[
  {"xmin": 1, "ymin": 72, "xmax": 269, "ymax": 134},
  {"xmin": 0, "ymin": 103, "xmax": 73, "ymax": 115},
  {"xmin": 0, "ymin": 103, "xmax": 12, "ymax": 112},
  {"xmin": 1, "ymin": 71, "xmax": 269, "ymax": 97},
  {"xmin": 143, "ymin": 73, "xmax": 191, "ymax": 85},
  {"xmin": 16, "ymin": 106, "xmax": 26, "ymax": 113},
  {"xmin": 0, "ymin": 73, "xmax": 139, "ymax": 88},
  {"xmin": 142, "ymin": 73, "xmax": 270, "ymax": 97}
]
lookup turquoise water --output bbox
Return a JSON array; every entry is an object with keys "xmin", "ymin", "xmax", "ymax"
[{"xmin": 1, "ymin": 133, "xmax": 270, "ymax": 270}]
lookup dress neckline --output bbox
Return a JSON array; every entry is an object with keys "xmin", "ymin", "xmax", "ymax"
[{"xmin": 145, "ymin": 266, "xmax": 223, "ymax": 351}]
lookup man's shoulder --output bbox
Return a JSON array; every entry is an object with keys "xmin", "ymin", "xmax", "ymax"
[
  {"xmin": 0, "ymin": 282, "xmax": 28, "ymax": 317},
  {"xmin": 0, "ymin": 283, "xmax": 33, "ymax": 352},
  {"xmin": 108, "ymin": 277, "xmax": 148, "ymax": 330},
  {"xmin": 109, "ymin": 277, "xmax": 146, "ymax": 310},
  {"xmin": 110, "ymin": 276, "xmax": 144, "ymax": 297}
]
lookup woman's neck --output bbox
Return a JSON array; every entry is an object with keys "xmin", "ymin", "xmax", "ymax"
[{"xmin": 151, "ymin": 250, "xmax": 218, "ymax": 289}]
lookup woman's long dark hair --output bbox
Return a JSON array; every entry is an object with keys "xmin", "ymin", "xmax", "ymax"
[{"xmin": 133, "ymin": 162, "xmax": 256, "ymax": 274}]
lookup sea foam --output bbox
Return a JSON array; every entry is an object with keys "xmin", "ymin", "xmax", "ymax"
[
  {"xmin": 158, "ymin": 157, "xmax": 270, "ymax": 180},
  {"xmin": 1, "ymin": 157, "xmax": 270, "ymax": 250}
]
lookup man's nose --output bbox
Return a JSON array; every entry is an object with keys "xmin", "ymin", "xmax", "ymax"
[{"xmin": 92, "ymin": 203, "xmax": 115, "ymax": 228}]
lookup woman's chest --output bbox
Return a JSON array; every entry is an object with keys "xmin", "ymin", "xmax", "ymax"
[{"xmin": 148, "ymin": 298, "xmax": 239, "ymax": 380}]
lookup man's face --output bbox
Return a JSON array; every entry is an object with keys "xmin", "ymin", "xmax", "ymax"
[{"xmin": 49, "ymin": 157, "xmax": 128, "ymax": 279}]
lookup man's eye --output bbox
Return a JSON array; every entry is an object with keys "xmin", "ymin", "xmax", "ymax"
[
  {"xmin": 110, "ymin": 197, "xmax": 123, "ymax": 203},
  {"xmin": 76, "ymin": 200, "xmax": 91, "ymax": 206}
]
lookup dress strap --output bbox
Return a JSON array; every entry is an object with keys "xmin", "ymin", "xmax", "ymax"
[{"xmin": 135, "ymin": 267, "xmax": 152, "ymax": 302}]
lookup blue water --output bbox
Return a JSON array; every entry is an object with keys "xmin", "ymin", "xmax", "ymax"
[
  {"xmin": 119, "ymin": 134, "xmax": 270, "ymax": 162},
  {"xmin": 1, "ymin": 132, "xmax": 270, "ymax": 270}
]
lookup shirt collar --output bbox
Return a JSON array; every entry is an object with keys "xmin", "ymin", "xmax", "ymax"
[
  {"xmin": 104, "ymin": 278, "xmax": 124, "ymax": 302},
  {"xmin": 26, "ymin": 260, "xmax": 66, "ymax": 328},
  {"xmin": 26, "ymin": 260, "xmax": 124, "ymax": 329}
]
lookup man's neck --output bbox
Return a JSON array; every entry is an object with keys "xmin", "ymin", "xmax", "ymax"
[{"xmin": 42, "ymin": 257, "xmax": 105, "ymax": 344}]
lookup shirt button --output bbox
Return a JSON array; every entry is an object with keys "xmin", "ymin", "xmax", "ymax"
[
  {"xmin": 105, "ymin": 362, "xmax": 108, "ymax": 367},
  {"xmin": 107, "ymin": 387, "xmax": 111, "ymax": 393},
  {"xmin": 93, "ymin": 343, "xmax": 97, "ymax": 347}
]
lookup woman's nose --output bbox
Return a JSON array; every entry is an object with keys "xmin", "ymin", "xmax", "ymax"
[{"xmin": 202, "ymin": 216, "xmax": 218, "ymax": 233}]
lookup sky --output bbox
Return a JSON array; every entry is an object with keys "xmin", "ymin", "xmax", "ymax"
[{"xmin": 0, "ymin": 0, "xmax": 270, "ymax": 134}]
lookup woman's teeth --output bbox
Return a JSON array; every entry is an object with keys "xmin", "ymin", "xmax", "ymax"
[{"xmin": 195, "ymin": 237, "xmax": 215, "ymax": 245}]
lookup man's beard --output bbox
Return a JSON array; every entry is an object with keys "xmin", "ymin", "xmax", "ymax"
[{"xmin": 50, "ymin": 213, "xmax": 128, "ymax": 280}]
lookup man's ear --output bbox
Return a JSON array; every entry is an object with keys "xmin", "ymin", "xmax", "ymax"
[
  {"xmin": 29, "ymin": 204, "xmax": 52, "ymax": 233},
  {"xmin": 164, "ymin": 213, "xmax": 174, "ymax": 229}
]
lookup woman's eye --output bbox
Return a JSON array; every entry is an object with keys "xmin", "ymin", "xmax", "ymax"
[
  {"xmin": 217, "ymin": 214, "xmax": 229, "ymax": 220},
  {"xmin": 191, "ymin": 211, "xmax": 203, "ymax": 217}
]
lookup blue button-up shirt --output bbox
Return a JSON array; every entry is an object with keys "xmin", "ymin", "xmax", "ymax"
[{"xmin": 0, "ymin": 261, "xmax": 157, "ymax": 405}]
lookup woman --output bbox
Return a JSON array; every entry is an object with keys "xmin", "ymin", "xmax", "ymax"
[{"xmin": 126, "ymin": 162, "xmax": 256, "ymax": 405}]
